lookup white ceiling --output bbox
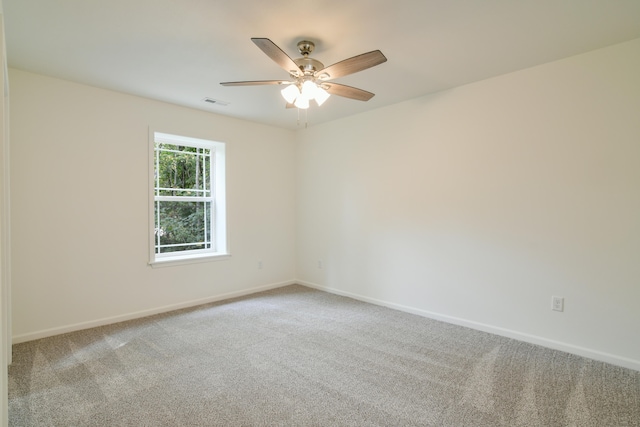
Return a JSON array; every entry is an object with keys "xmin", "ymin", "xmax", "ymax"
[{"xmin": 4, "ymin": 0, "xmax": 640, "ymax": 130}]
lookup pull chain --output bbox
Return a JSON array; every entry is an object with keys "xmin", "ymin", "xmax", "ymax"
[{"xmin": 296, "ymin": 108, "xmax": 309, "ymax": 128}]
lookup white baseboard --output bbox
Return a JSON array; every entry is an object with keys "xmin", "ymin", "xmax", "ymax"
[
  {"xmin": 12, "ymin": 280, "xmax": 296, "ymax": 344},
  {"xmin": 297, "ymin": 280, "xmax": 640, "ymax": 372}
]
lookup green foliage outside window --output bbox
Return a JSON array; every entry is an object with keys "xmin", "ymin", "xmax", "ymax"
[{"xmin": 155, "ymin": 143, "xmax": 213, "ymax": 254}]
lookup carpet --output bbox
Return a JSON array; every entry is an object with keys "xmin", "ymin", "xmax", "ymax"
[{"xmin": 8, "ymin": 285, "xmax": 640, "ymax": 426}]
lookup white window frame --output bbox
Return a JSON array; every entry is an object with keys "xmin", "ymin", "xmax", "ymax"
[{"xmin": 149, "ymin": 130, "xmax": 228, "ymax": 267}]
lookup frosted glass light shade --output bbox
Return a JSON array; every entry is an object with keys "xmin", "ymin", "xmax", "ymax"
[
  {"xmin": 315, "ymin": 88, "xmax": 330, "ymax": 106},
  {"xmin": 301, "ymin": 80, "xmax": 318, "ymax": 100},
  {"xmin": 294, "ymin": 95, "xmax": 309, "ymax": 109},
  {"xmin": 281, "ymin": 85, "xmax": 300, "ymax": 104}
]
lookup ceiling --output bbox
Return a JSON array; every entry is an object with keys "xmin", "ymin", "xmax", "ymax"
[{"xmin": 4, "ymin": 1, "xmax": 640, "ymax": 130}]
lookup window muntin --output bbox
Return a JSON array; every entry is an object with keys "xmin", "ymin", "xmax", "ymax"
[{"xmin": 151, "ymin": 132, "xmax": 227, "ymax": 264}]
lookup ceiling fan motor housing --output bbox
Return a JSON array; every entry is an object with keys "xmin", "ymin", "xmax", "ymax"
[{"xmin": 294, "ymin": 57, "xmax": 324, "ymax": 75}]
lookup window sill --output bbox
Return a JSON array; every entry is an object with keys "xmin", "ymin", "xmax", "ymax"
[{"xmin": 149, "ymin": 252, "xmax": 231, "ymax": 268}]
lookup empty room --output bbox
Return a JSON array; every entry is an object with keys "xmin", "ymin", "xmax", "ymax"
[{"xmin": 1, "ymin": 1, "xmax": 639, "ymax": 425}]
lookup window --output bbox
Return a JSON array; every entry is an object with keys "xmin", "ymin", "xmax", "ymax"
[{"xmin": 150, "ymin": 131, "xmax": 227, "ymax": 265}]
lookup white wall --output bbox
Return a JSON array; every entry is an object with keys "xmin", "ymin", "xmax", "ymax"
[
  {"xmin": 9, "ymin": 69, "xmax": 297, "ymax": 341},
  {"xmin": 296, "ymin": 38, "xmax": 640, "ymax": 370}
]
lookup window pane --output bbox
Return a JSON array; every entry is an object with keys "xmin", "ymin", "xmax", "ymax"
[
  {"xmin": 151, "ymin": 131, "xmax": 226, "ymax": 263},
  {"xmin": 155, "ymin": 201, "xmax": 212, "ymax": 254},
  {"xmin": 156, "ymin": 144, "xmax": 212, "ymax": 197}
]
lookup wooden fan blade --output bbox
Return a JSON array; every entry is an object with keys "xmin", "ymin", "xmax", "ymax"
[
  {"xmin": 324, "ymin": 83, "xmax": 375, "ymax": 101},
  {"xmin": 285, "ymin": 102, "xmax": 296, "ymax": 109},
  {"xmin": 252, "ymin": 38, "xmax": 301, "ymax": 76},
  {"xmin": 316, "ymin": 50, "xmax": 387, "ymax": 80},
  {"xmin": 220, "ymin": 80, "xmax": 288, "ymax": 86}
]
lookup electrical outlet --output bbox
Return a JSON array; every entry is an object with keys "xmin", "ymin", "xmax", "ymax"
[
  {"xmin": 552, "ymin": 296, "xmax": 564, "ymax": 312},
  {"xmin": 258, "ymin": 260, "xmax": 263, "ymax": 270},
  {"xmin": 318, "ymin": 260, "xmax": 323, "ymax": 269}
]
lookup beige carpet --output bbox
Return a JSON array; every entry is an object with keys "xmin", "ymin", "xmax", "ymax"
[{"xmin": 9, "ymin": 285, "xmax": 640, "ymax": 426}]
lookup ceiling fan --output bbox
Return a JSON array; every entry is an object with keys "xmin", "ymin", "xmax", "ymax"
[{"xmin": 221, "ymin": 38, "xmax": 387, "ymax": 109}]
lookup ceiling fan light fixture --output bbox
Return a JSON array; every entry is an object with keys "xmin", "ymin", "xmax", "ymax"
[
  {"xmin": 281, "ymin": 84, "xmax": 300, "ymax": 104},
  {"xmin": 301, "ymin": 80, "xmax": 319, "ymax": 100},
  {"xmin": 314, "ymin": 87, "xmax": 330, "ymax": 106},
  {"xmin": 294, "ymin": 95, "xmax": 310, "ymax": 109}
]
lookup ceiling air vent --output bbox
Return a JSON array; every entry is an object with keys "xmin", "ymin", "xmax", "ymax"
[{"xmin": 203, "ymin": 97, "xmax": 230, "ymax": 106}]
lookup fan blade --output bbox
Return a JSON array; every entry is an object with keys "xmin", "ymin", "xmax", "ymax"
[
  {"xmin": 220, "ymin": 80, "xmax": 288, "ymax": 86},
  {"xmin": 316, "ymin": 50, "xmax": 387, "ymax": 80},
  {"xmin": 323, "ymin": 83, "xmax": 375, "ymax": 101},
  {"xmin": 252, "ymin": 38, "xmax": 301, "ymax": 77},
  {"xmin": 285, "ymin": 102, "xmax": 295, "ymax": 109}
]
